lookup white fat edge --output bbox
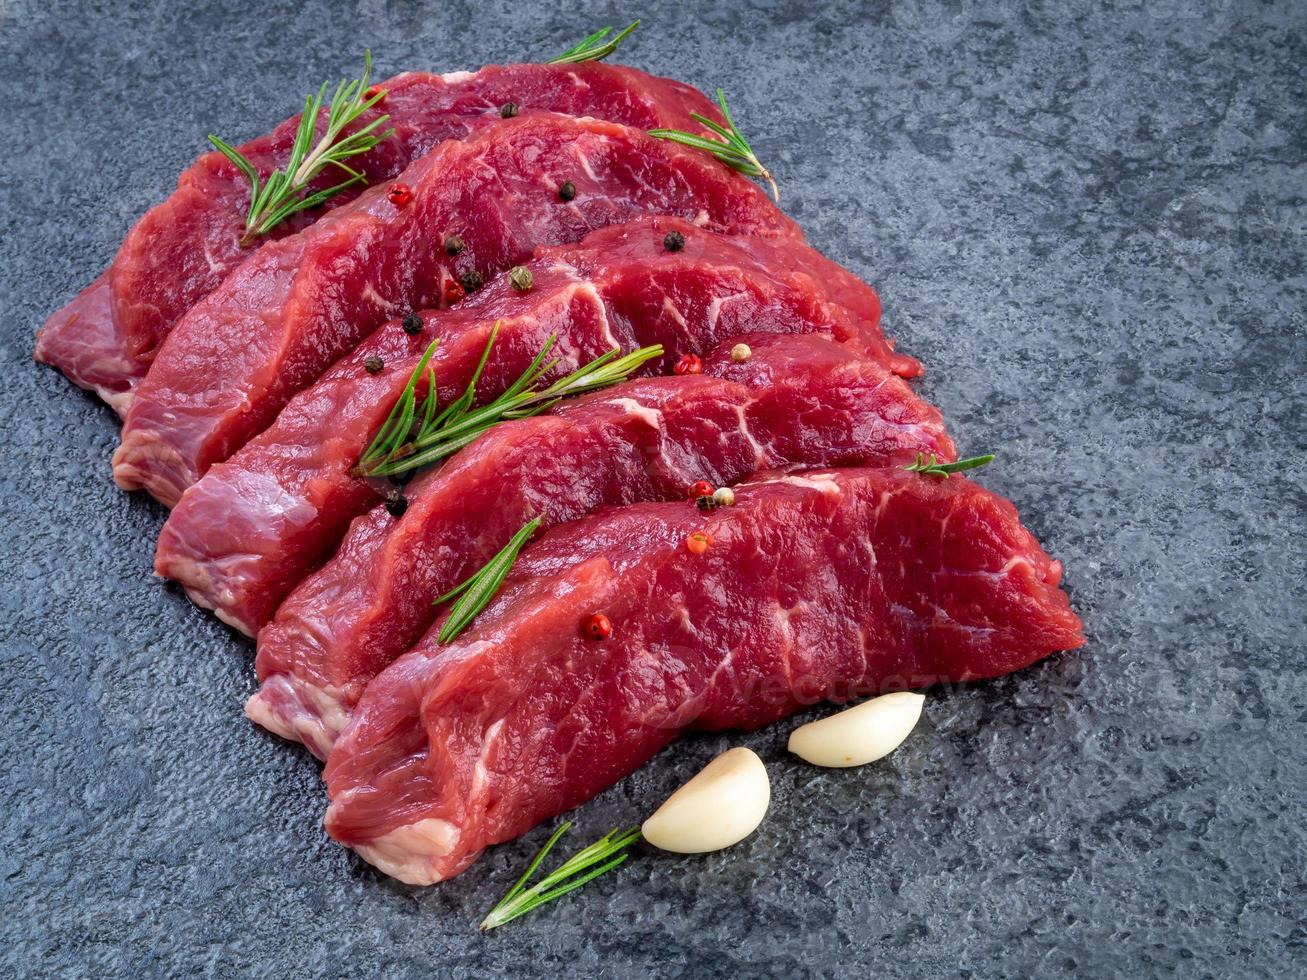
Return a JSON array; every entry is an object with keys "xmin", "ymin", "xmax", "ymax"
[
  {"xmin": 103, "ymin": 387, "xmax": 134, "ymax": 415},
  {"xmin": 774, "ymin": 601, "xmax": 800, "ymax": 690},
  {"xmin": 569, "ymin": 280, "xmax": 620, "ymax": 350},
  {"xmin": 572, "ymin": 140, "xmax": 602, "ymax": 183},
  {"xmin": 732, "ymin": 403, "xmax": 769, "ymax": 468},
  {"xmin": 704, "ymin": 290, "xmax": 749, "ymax": 336},
  {"xmin": 202, "ymin": 238, "xmax": 227, "ymax": 276},
  {"xmin": 343, "ymin": 817, "xmax": 462, "ymax": 886},
  {"xmin": 245, "ymin": 674, "xmax": 353, "ymax": 758},
  {"xmin": 660, "ymin": 295, "xmax": 689, "ymax": 329},
  {"xmin": 468, "ymin": 718, "xmax": 506, "ymax": 802},
  {"xmin": 112, "ymin": 434, "xmax": 194, "ymax": 507},
  {"xmin": 604, "ymin": 396, "xmax": 671, "ymax": 474},
  {"xmin": 999, "ymin": 555, "xmax": 1036, "ymax": 576},
  {"xmin": 674, "ymin": 603, "xmax": 698, "ymax": 636},
  {"xmin": 773, "ymin": 472, "xmax": 843, "ymax": 497},
  {"xmin": 605, "ymin": 397, "xmax": 665, "ymax": 432},
  {"xmin": 359, "ymin": 281, "xmax": 398, "ymax": 316},
  {"xmin": 439, "ymin": 69, "xmax": 476, "ymax": 84}
]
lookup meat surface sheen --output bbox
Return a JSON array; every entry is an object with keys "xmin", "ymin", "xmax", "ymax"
[
  {"xmin": 155, "ymin": 216, "xmax": 902, "ymax": 635},
  {"xmin": 34, "ymin": 63, "xmax": 719, "ymax": 410},
  {"xmin": 114, "ymin": 114, "xmax": 799, "ymax": 505},
  {"xmin": 322, "ymin": 466, "xmax": 1084, "ymax": 885},
  {"xmin": 248, "ymin": 333, "xmax": 953, "ymax": 758}
]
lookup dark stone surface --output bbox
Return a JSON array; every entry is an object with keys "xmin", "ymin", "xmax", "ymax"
[{"xmin": 1, "ymin": 0, "xmax": 1303, "ymax": 976}]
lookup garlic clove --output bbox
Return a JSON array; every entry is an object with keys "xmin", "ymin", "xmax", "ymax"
[
  {"xmin": 641, "ymin": 747, "xmax": 770, "ymax": 853},
  {"xmin": 787, "ymin": 691, "xmax": 925, "ymax": 768}
]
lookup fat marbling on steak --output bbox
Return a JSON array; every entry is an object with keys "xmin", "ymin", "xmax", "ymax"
[
  {"xmin": 113, "ymin": 113, "xmax": 800, "ymax": 506},
  {"xmin": 155, "ymin": 215, "xmax": 919, "ymax": 637},
  {"xmin": 34, "ymin": 63, "xmax": 721, "ymax": 412},
  {"xmin": 322, "ymin": 465, "xmax": 1085, "ymax": 885},
  {"xmin": 248, "ymin": 333, "xmax": 954, "ymax": 758}
]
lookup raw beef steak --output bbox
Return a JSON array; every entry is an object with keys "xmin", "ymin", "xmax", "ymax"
[
  {"xmin": 249, "ymin": 333, "xmax": 953, "ymax": 758},
  {"xmin": 322, "ymin": 465, "xmax": 1084, "ymax": 884},
  {"xmin": 155, "ymin": 216, "xmax": 904, "ymax": 634},
  {"xmin": 113, "ymin": 113, "xmax": 798, "ymax": 505},
  {"xmin": 35, "ymin": 63, "xmax": 720, "ymax": 411}
]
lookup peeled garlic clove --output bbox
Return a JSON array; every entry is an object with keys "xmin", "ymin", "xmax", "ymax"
[
  {"xmin": 641, "ymin": 747, "xmax": 770, "ymax": 853},
  {"xmin": 787, "ymin": 691, "xmax": 925, "ymax": 768}
]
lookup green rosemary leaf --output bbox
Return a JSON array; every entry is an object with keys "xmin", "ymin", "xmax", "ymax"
[
  {"xmin": 903, "ymin": 452, "xmax": 997, "ymax": 478},
  {"xmin": 435, "ymin": 517, "xmax": 542, "ymax": 643},
  {"xmin": 208, "ymin": 50, "xmax": 394, "ymax": 244},
  {"xmin": 547, "ymin": 20, "xmax": 640, "ymax": 65},
  {"xmin": 480, "ymin": 823, "xmax": 642, "ymax": 931},
  {"xmin": 355, "ymin": 325, "xmax": 662, "ymax": 479},
  {"xmin": 207, "ymin": 134, "xmax": 261, "ymax": 189},
  {"xmin": 356, "ymin": 338, "xmax": 440, "ymax": 472},
  {"xmin": 649, "ymin": 89, "xmax": 779, "ymax": 202}
]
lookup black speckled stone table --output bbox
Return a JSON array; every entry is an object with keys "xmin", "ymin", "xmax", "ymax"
[{"xmin": 2, "ymin": 0, "xmax": 1303, "ymax": 976}]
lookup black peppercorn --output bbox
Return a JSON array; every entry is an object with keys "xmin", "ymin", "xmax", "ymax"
[
  {"xmin": 695, "ymin": 495, "xmax": 717, "ymax": 511},
  {"xmin": 459, "ymin": 270, "xmax": 485, "ymax": 293},
  {"xmin": 500, "ymin": 102, "xmax": 519, "ymax": 118},
  {"xmin": 663, "ymin": 230, "xmax": 686, "ymax": 252},
  {"xmin": 402, "ymin": 312, "xmax": 423, "ymax": 335},
  {"xmin": 444, "ymin": 235, "xmax": 465, "ymax": 256},
  {"xmin": 558, "ymin": 180, "xmax": 577, "ymax": 202},
  {"xmin": 385, "ymin": 494, "xmax": 409, "ymax": 518},
  {"xmin": 364, "ymin": 356, "xmax": 384, "ymax": 374}
]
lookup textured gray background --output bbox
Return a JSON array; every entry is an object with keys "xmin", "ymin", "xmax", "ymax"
[{"xmin": 1, "ymin": 0, "xmax": 1303, "ymax": 976}]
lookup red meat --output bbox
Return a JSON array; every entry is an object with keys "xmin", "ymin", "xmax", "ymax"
[
  {"xmin": 155, "ymin": 216, "xmax": 910, "ymax": 635},
  {"xmin": 35, "ymin": 63, "xmax": 721, "ymax": 411},
  {"xmin": 114, "ymin": 113, "xmax": 799, "ymax": 505},
  {"xmin": 248, "ymin": 333, "xmax": 953, "ymax": 758},
  {"xmin": 322, "ymin": 466, "xmax": 1084, "ymax": 884}
]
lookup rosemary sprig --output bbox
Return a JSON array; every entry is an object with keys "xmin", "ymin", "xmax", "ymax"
[
  {"xmin": 903, "ymin": 452, "xmax": 996, "ymax": 477},
  {"xmin": 547, "ymin": 20, "xmax": 640, "ymax": 64},
  {"xmin": 354, "ymin": 325, "xmax": 663, "ymax": 478},
  {"xmin": 649, "ymin": 89, "xmax": 779, "ymax": 202},
  {"xmin": 480, "ymin": 822, "xmax": 643, "ymax": 931},
  {"xmin": 209, "ymin": 51, "xmax": 395, "ymax": 244},
  {"xmin": 434, "ymin": 517, "xmax": 541, "ymax": 644}
]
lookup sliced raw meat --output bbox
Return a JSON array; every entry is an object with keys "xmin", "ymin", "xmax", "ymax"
[
  {"xmin": 155, "ymin": 215, "xmax": 908, "ymax": 634},
  {"xmin": 114, "ymin": 113, "xmax": 799, "ymax": 505},
  {"xmin": 322, "ymin": 466, "xmax": 1084, "ymax": 884},
  {"xmin": 34, "ymin": 63, "xmax": 720, "ymax": 411},
  {"xmin": 248, "ymin": 333, "xmax": 954, "ymax": 758}
]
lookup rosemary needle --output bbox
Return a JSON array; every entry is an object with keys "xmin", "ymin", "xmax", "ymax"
[
  {"xmin": 649, "ymin": 89, "xmax": 779, "ymax": 202},
  {"xmin": 547, "ymin": 20, "xmax": 641, "ymax": 64},
  {"xmin": 355, "ymin": 323, "xmax": 663, "ymax": 479},
  {"xmin": 480, "ymin": 823, "xmax": 643, "ymax": 931},
  {"xmin": 434, "ymin": 517, "xmax": 541, "ymax": 644},
  {"xmin": 903, "ymin": 452, "xmax": 996, "ymax": 478},
  {"xmin": 209, "ymin": 51, "xmax": 395, "ymax": 244}
]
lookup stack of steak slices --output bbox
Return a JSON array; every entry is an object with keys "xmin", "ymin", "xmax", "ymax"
[
  {"xmin": 111, "ymin": 111, "xmax": 801, "ymax": 506},
  {"xmin": 247, "ymin": 332, "xmax": 953, "ymax": 758},
  {"xmin": 35, "ymin": 63, "xmax": 719, "ymax": 411},
  {"xmin": 36, "ymin": 57, "xmax": 1085, "ymax": 885},
  {"xmin": 156, "ymin": 215, "xmax": 919, "ymax": 639},
  {"xmin": 323, "ymin": 466, "xmax": 1084, "ymax": 885}
]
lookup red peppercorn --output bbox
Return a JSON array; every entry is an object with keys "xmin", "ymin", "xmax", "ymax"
[
  {"xmin": 387, "ymin": 183, "xmax": 412, "ymax": 206},
  {"xmin": 686, "ymin": 480, "xmax": 714, "ymax": 500},
  {"xmin": 686, "ymin": 531, "xmax": 712, "ymax": 555},
  {"xmin": 366, "ymin": 84, "xmax": 386, "ymax": 103},
  {"xmin": 443, "ymin": 279, "xmax": 466, "ymax": 304},
  {"xmin": 585, "ymin": 612, "xmax": 613, "ymax": 640},
  {"xmin": 674, "ymin": 353, "xmax": 703, "ymax": 376}
]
